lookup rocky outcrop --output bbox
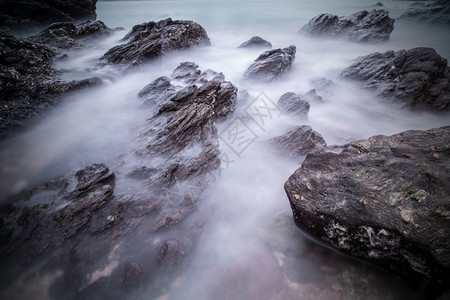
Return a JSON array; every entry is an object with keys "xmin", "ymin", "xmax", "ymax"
[
  {"xmin": 27, "ymin": 20, "xmax": 115, "ymax": 51},
  {"xmin": 270, "ymin": 125, "xmax": 326, "ymax": 159},
  {"xmin": 300, "ymin": 10, "xmax": 395, "ymax": 42},
  {"xmin": 0, "ymin": 0, "xmax": 98, "ymax": 35},
  {"xmin": 285, "ymin": 126, "xmax": 450, "ymax": 296},
  {"xmin": 243, "ymin": 45, "xmax": 296, "ymax": 81},
  {"xmin": 0, "ymin": 30, "xmax": 103, "ymax": 138},
  {"xmin": 341, "ymin": 47, "xmax": 450, "ymax": 111},
  {"xmin": 238, "ymin": 36, "xmax": 272, "ymax": 48},
  {"xmin": 277, "ymin": 92, "xmax": 310, "ymax": 117},
  {"xmin": 399, "ymin": 0, "xmax": 450, "ymax": 24},
  {"xmin": 101, "ymin": 18, "xmax": 211, "ymax": 69}
]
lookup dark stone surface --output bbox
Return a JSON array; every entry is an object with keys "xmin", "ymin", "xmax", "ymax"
[
  {"xmin": 0, "ymin": 0, "xmax": 98, "ymax": 35},
  {"xmin": 399, "ymin": 0, "xmax": 450, "ymax": 24},
  {"xmin": 238, "ymin": 36, "xmax": 272, "ymax": 48},
  {"xmin": 277, "ymin": 92, "xmax": 310, "ymax": 117},
  {"xmin": 243, "ymin": 45, "xmax": 296, "ymax": 81},
  {"xmin": 270, "ymin": 125, "xmax": 327, "ymax": 159},
  {"xmin": 285, "ymin": 126, "xmax": 450, "ymax": 296},
  {"xmin": 341, "ymin": 47, "xmax": 450, "ymax": 111},
  {"xmin": 101, "ymin": 18, "xmax": 211, "ymax": 69},
  {"xmin": 300, "ymin": 9, "xmax": 395, "ymax": 42}
]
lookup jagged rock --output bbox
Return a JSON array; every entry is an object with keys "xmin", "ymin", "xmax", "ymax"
[
  {"xmin": 341, "ymin": 47, "xmax": 450, "ymax": 111},
  {"xmin": 300, "ymin": 10, "xmax": 395, "ymax": 42},
  {"xmin": 399, "ymin": 0, "xmax": 450, "ymax": 24},
  {"xmin": 27, "ymin": 20, "xmax": 115, "ymax": 51},
  {"xmin": 243, "ymin": 45, "xmax": 296, "ymax": 81},
  {"xmin": 270, "ymin": 125, "xmax": 326, "ymax": 159},
  {"xmin": 285, "ymin": 126, "xmax": 450, "ymax": 296},
  {"xmin": 238, "ymin": 36, "xmax": 272, "ymax": 48},
  {"xmin": 0, "ymin": 0, "xmax": 98, "ymax": 35},
  {"xmin": 101, "ymin": 18, "xmax": 210, "ymax": 69},
  {"xmin": 277, "ymin": 92, "xmax": 310, "ymax": 117}
]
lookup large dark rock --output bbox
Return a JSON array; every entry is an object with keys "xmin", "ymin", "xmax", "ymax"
[
  {"xmin": 341, "ymin": 47, "xmax": 450, "ymax": 111},
  {"xmin": 27, "ymin": 20, "xmax": 114, "ymax": 51},
  {"xmin": 300, "ymin": 9, "xmax": 395, "ymax": 42},
  {"xmin": 277, "ymin": 92, "xmax": 310, "ymax": 117},
  {"xmin": 0, "ymin": 30, "xmax": 103, "ymax": 138},
  {"xmin": 243, "ymin": 45, "xmax": 296, "ymax": 81},
  {"xmin": 0, "ymin": 0, "xmax": 98, "ymax": 35},
  {"xmin": 285, "ymin": 127, "xmax": 450, "ymax": 296},
  {"xmin": 399, "ymin": 0, "xmax": 450, "ymax": 24},
  {"xmin": 101, "ymin": 18, "xmax": 211, "ymax": 69},
  {"xmin": 238, "ymin": 36, "xmax": 272, "ymax": 48},
  {"xmin": 270, "ymin": 125, "xmax": 326, "ymax": 160}
]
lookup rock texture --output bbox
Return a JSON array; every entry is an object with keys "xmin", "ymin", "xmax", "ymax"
[
  {"xmin": 270, "ymin": 125, "xmax": 326, "ymax": 159},
  {"xmin": 399, "ymin": 0, "xmax": 450, "ymax": 24},
  {"xmin": 285, "ymin": 126, "xmax": 450, "ymax": 296},
  {"xmin": 277, "ymin": 92, "xmax": 310, "ymax": 117},
  {"xmin": 0, "ymin": 62, "xmax": 238, "ymax": 298},
  {"xmin": 101, "ymin": 18, "xmax": 210, "ymax": 69},
  {"xmin": 300, "ymin": 10, "xmax": 395, "ymax": 42},
  {"xmin": 0, "ymin": 0, "xmax": 98, "ymax": 35},
  {"xmin": 243, "ymin": 45, "xmax": 296, "ymax": 81},
  {"xmin": 238, "ymin": 36, "xmax": 272, "ymax": 48},
  {"xmin": 341, "ymin": 47, "xmax": 450, "ymax": 111},
  {"xmin": 0, "ymin": 30, "xmax": 103, "ymax": 138}
]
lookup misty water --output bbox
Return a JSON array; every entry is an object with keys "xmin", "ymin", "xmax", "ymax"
[{"xmin": 1, "ymin": 0, "xmax": 449, "ymax": 299}]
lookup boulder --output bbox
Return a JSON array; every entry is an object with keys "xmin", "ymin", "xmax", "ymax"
[
  {"xmin": 300, "ymin": 9, "xmax": 395, "ymax": 42},
  {"xmin": 270, "ymin": 125, "xmax": 326, "ymax": 159},
  {"xmin": 0, "ymin": 0, "xmax": 98, "ymax": 35},
  {"xmin": 27, "ymin": 20, "xmax": 114, "ymax": 51},
  {"xmin": 285, "ymin": 126, "xmax": 450, "ymax": 296},
  {"xmin": 277, "ymin": 92, "xmax": 310, "ymax": 117},
  {"xmin": 341, "ymin": 47, "xmax": 450, "ymax": 111},
  {"xmin": 399, "ymin": 0, "xmax": 450, "ymax": 24},
  {"xmin": 101, "ymin": 18, "xmax": 210, "ymax": 69},
  {"xmin": 238, "ymin": 36, "xmax": 272, "ymax": 48},
  {"xmin": 243, "ymin": 45, "xmax": 296, "ymax": 81}
]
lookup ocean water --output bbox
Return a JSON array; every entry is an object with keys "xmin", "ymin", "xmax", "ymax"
[{"xmin": 0, "ymin": 0, "xmax": 449, "ymax": 299}]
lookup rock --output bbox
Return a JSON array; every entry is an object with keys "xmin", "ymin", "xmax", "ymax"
[
  {"xmin": 341, "ymin": 47, "xmax": 450, "ymax": 111},
  {"xmin": 0, "ymin": 30, "xmax": 103, "ymax": 138},
  {"xmin": 27, "ymin": 20, "xmax": 114, "ymax": 51},
  {"xmin": 285, "ymin": 126, "xmax": 450, "ymax": 296},
  {"xmin": 122, "ymin": 261, "xmax": 144, "ymax": 290},
  {"xmin": 270, "ymin": 125, "xmax": 327, "ymax": 159},
  {"xmin": 0, "ymin": 0, "xmax": 98, "ymax": 35},
  {"xmin": 300, "ymin": 9, "xmax": 395, "ymax": 42},
  {"xmin": 399, "ymin": 0, "xmax": 450, "ymax": 24},
  {"xmin": 304, "ymin": 89, "xmax": 324, "ymax": 103},
  {"xmin": 277, "ymin": 92, "xmax": 310, "ymax": 117},
  {"xmin": 238, "ymin": 36, "xmax": 272, "ymax": 48},
  {"xmin": 243, "ymin": 45, "xmax": 296, "ymax": 81},
  {"xmin": 101, "ymin": 18, "xmax": 211, "ymax": 69}
]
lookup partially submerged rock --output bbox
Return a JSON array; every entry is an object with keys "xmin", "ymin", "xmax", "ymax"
[
  {"xmin": 285, "ymin": 126, "xmax": 450, "ymax": 296},
  {"xmin": 101, "ymin": 18, "xmax": 211, "ymax": 69},
  {"xmin": 300, "ymin": 9, "xmax": 395, "ymax": 42},
  {"xmin": 277, "ymin": 92, "xmax": 310, "ymax": 117},
  {"xmin": 243, "ymin": 45, "xmax": 296, "ymax": 81},
  {"xmin": 238, "ymin": 36, "xmax": 272, "ymax": 48},
  {"xmin": 341, "ymin": 47, "xmax": 450, "ymax": 111}
]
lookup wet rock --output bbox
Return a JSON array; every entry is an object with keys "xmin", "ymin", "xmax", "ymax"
[
  {"xmin": 101, "ymin": 18, "xmax": 211, "ymax": 69},
  {"xmin": 304, "ymin": 89, "xmax": 324, "ymax": 103},
  {"xmin": 0, "ymin": 0, "xmax": 98, "ymax": 35},
  {"xmin": 243, "ymin": 45, "xmax": 296, "ymax": 81},
  {"xmin": 277, "ymin": 92, "xmax": 310, "ymax": 117},
  {"xmin": 158, "ymin": 239, "xmax": 183, "ymax": 266},
  {"xmin": 238, "ymin": 36, "xmax": 272, "ymax": 48},
  {"xmin": 285, "ymin": 126, "xmax": 450, "ymax": 295},
  {"xmin": 300, "ymin": 10, "xmax": 395, "ymax": 42},
  {"xmin": 399, "ymin": 0, "xmax": 450, "ymax": 24},
  {"xmin": 122, "ymin": 261, "xmax": 144, "ymax": 290},
  {"xmin": 270, "ymin": 125, "xmax": 327, "ymax": 159},
  {"xmin": 27, "ymin": 20, "xmax": 115, "ymax": 51},
  {"xmin": 341, "ymin": 47, "xmax": 450, "ymax": 111}
]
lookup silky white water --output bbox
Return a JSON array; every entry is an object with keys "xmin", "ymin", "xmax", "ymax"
[{"xmin": 0, "ymin": 0, "xmax": 449, "ymax": 299}]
